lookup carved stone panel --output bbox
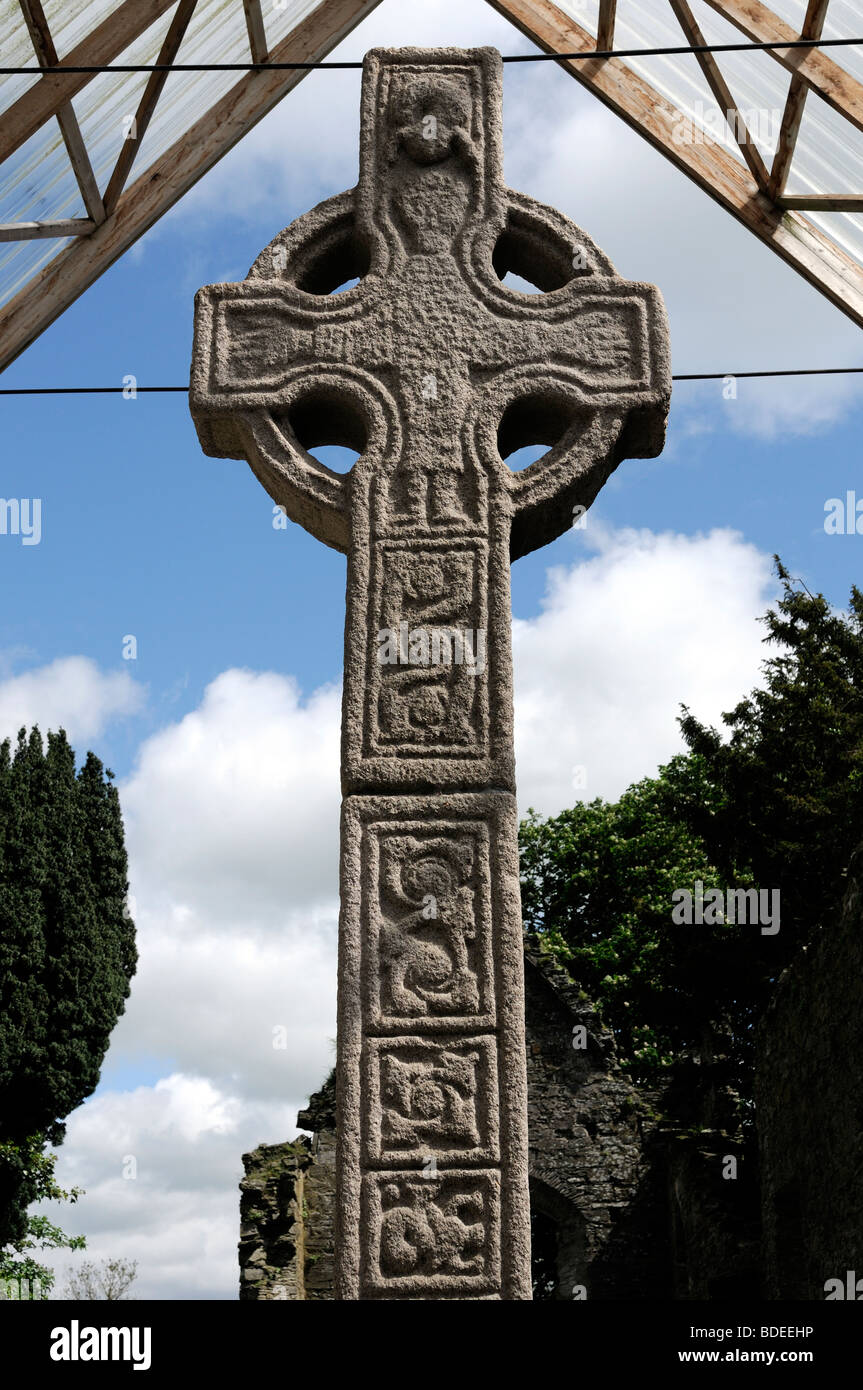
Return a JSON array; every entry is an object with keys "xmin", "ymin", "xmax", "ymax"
[
  {"xmin": 362, "ymin": 1170, "xmax": 501, "ymax": 1298},
  {"xmin": 337, "ymin": 791, "xmax": 531, "ymax": 1301},
  {"xmin": 365, "ymin": 538, "xmax": 489, "ymax": 764},
  {"xmin": 364, "ymin": 1035, "xmax": 500, "ymax": 1166},
  {"xmin": 363, "ymin": 815, "xmax": 495, "ymax": 1033}
]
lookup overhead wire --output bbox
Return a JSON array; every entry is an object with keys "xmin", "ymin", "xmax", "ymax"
[
  {"xmin": 1, "ymin": 34, "xmax": 862, "ymax": 74},
  {"xmin": 2, "ymin": 369, "xmax": 863, "ymax": 395}
]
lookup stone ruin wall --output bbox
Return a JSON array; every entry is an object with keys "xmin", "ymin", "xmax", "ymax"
[
  {"xmin": 239, "ymin": 1075, "xmax": 336, "ymax": 1301},
  {"xmin": 756, "ymin": 845, "xmax": 863, "ymax": 1299}
]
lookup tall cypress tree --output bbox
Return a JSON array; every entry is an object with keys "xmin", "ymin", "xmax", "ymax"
[{"xmin": 0, "ymin": 728, "xmax": 136, "ymax": 1245}]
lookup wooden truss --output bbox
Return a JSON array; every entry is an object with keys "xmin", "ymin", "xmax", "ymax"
[
  {"xmin": 0, "ymin": 0, "xmax": 385, "ymax": 370},
  {"xmin": 1, "ymin": 0, "xmax": 862, "ymax": 371},
  {"xmin": 487, "ymin": 0, "xmax": 863, "ymax": 325}
]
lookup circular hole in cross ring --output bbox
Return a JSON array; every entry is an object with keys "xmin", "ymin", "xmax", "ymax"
[
  {"xmin": 292, "ymin": 221, "xmax": 372, "ymax": 296},
  {"xmin": 492, "ymin": 210, "xmax": 592, "ymax": 293},
  {"xmin": 275, "ymin": 386, "xmax": 369, "ymax": 474},
  {"xmin": 497, "ymin": 391, "xmax": 582, "ymax": 472}
]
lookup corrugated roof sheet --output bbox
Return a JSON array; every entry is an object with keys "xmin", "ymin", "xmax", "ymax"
[
  {"xmin": 555, "ymin": 0, "xmax": 863, "ymax": 264},
  {"xmin": 0, "ymin": 0, "xmax": 323, "ymax": 307}
]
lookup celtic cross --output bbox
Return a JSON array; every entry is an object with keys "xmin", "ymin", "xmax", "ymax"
[{"xmin": 190, "ymin": 45, "xmax": 670, "ymax": 1300}]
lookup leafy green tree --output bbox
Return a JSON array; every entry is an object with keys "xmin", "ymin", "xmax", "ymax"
[
  {"xmin": 677, "ymin": 558, "xmax": 863, "ymax": 984},
  {"xmin": 520, "ymin": 562, "xmax": 863, "ymax": 1090},
  {"xmin": 0, "ymin": 1140, "xmax": 85, "ymax": 1299},
  {"xmin": 0, "ymin": 728, "xmax": 136, "ymax": 1247},
  {"xmin": 520, "ymin": 759, "xmax": 732, "ymax": 1080}
]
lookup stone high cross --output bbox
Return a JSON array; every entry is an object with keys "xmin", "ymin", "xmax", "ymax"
[{"xmin": 190, "ymin": 46, "xmax": 670, "ymax": 1300}]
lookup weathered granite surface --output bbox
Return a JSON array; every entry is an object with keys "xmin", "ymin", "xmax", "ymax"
[{"xmin": 193, "ymin": 45, "xmax": 670, "ymax": 1300}]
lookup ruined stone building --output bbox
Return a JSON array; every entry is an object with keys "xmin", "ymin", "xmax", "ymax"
[{"xmin": 239, "ymin": 851, "xmax": 863, "ymax": 1299}]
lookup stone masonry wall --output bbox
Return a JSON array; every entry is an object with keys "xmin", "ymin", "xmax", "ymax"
[
  {"xmin": 522, "ymin": 941, "xmax": 667, "ymax": 1298},
  {"xmin": 756, "ymin": 844, "xmax": 863, "ymax": 1299},
  {"xmin": 239, "ymin": 1140, "xmax": 310, "ymax": 1300}
]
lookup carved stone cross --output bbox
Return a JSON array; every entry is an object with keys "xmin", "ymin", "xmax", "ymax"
[{"xmin": 190, "ymin": 45, "xmax": 670, "ymax": 1301}]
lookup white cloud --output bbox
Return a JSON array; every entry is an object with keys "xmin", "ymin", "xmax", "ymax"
[
  {"xmin": 120, "ymin": 669, "xmax": 341, "ymax": 928},
  {"xmin": 513, "ymin": 524, "xmax": 776, "ymax": 813},
  {"xmin": 0, "ymin": 655, "xmax": 144, "ymax": 744},
  {"xmin": 38, "ymin": 1076, "xmax": 297, "ymax": 1300},
  {"xmin": 107, "ymin": 667, "xmax": 341, "ymax": 1101}
]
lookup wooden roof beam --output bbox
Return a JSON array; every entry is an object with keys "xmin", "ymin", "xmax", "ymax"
[
  {"xmin": 0, "ymin": 0, "xmax": 385, "ymax": 374},
  {"xmin": 102, "ymin": 0, "xmax": 199, "ymax": 215},
  {"xmin": 768, "ymin": 0, "xmax": 830, "ymax": 201},
  {"xmin": 597, "ymin": 0, "xmax": 617, "ymax": 52},
  {"xmin": 0, "ymin": 219, "xmax": 95, "ymax": 242},
  {"xmin": 484, "ymin": 0, "xmax": 863, "ymax": 327},
  {"xmin": 670, "ymin": 0, "xmax": 769, "ymax": 191},
  {"xmin": 18, "ymin": 0, "xmax": 105, "ymax": 225},
  {"xmin": 1, "ymin": 0, "xmax": 177, "ymax": 168},
  {"xmin": 778, "ymin": 194, "xmax": 863, "ymax": 211},
  {"xmin": 242, "ymin": 0, "xmax": 269, "ymax": 66},
  {"xmin": 705, "ymin": 0, "xmax": 863, "ymax": 137}
]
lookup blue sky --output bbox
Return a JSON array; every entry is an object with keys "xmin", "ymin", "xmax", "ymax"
[{"xmin": 2, "ymin": 0, "xmax": 862, "ymax": 1299}]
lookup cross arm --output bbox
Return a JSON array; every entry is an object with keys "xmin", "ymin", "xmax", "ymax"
[
  {"xmin": 190, "ymin": 281, "xmax": 359, "ymax": 553},
  {"xmin": 473, "ymin": 280, "xmax": 671, "ymax": 560},
  {"xmin": 456, "ymin": 186, "xmax": 670, "ymax": 559}
]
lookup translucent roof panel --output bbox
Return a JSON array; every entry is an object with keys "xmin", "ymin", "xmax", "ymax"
[
  {"xmin": 0, "ymin": 0, "xmax": 330, "ymax": 310},
  {"xmin": 554, "ymin": 0, "xmax": 863, "ymax": 266},
  {"xmin": 0, "ymin": 5, "xmax": 176, "ymax": 306},
  {"xmin": 821, "ymin": 0, "xmax": 863, "ymax": 83}
]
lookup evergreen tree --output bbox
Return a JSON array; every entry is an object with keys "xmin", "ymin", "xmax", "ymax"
[
  {"xmin": 677, "ymin": 558, "xmax": 863, "ymax": 981},
  {"xmin": 0, "ymin": 728, "xmax": 136, "ymax": 1246}
]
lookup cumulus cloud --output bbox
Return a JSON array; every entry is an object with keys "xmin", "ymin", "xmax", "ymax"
[
  {"xmin": 109, "ymin": 667, "xmax": 342, "ymax": 1098},
  {"xmin": 120, "ymin": 669, "xmax": 341, "ymax": 929},
  {"xmin": 41, "ymin": 1076, "xmax": 297, "ymax": 1300},
  {"xmin": 513, "ymin": 524, "xmax": 776, "ymax": 812},
  {"xmin": 0, "ymin": 655, "xmax": 144, "ymax": 744}
]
